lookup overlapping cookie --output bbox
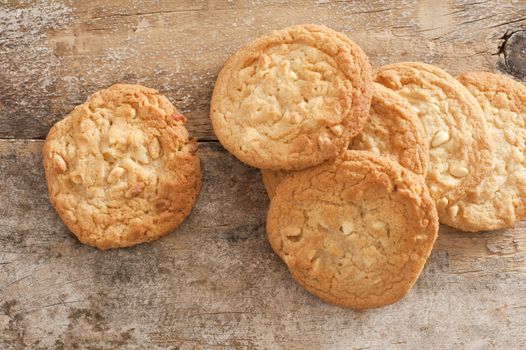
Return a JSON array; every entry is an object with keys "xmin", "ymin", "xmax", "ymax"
[
  {"xmin": 266, "ymin": 151, "xmax": 438, "ymax": 309},
  {"xmin": 440, "ymin": 72, "xmax": 526, "ymax": 231},
  {"xmin": 43, "ymin": 84, "xmax": 201, "ymax": 249},
  {"xmin": 374, "ymin": 62, "xmax": 494, "ymax": 217},
  {"xmin": 210, "ymin": 24, "xmax": 373, "ymax": 170},
  {"xmin": 262, "ymin": 82, "xmax": 428, "ymax": 198}
]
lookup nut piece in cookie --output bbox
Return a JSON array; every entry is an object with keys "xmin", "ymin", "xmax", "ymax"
[
  {"xmin": 42, "ymin": 84, "xmax": 201, "ymax": 250},
  {"xmin": 374, "ymin": 62, "xmax": 494, "ymax": 218},
  {"xmin": 441, "ymin": 72, "xmax": 526, "ymax": 231},
  {"xmin": 261, "ymin": 82, "xmax": 429, "ymax": 199},
  {"xmin": 266, "ymin": 151, "xmax": 438, "ymax": 309},
  {"xmin": 210, "ymin": 24, "xmax": 373, "ymax": 171}
]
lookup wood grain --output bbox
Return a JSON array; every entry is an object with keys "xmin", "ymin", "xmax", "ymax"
[
  {"xmin": 1, "ymin": 0, "xmax": 525, "ymax": 139},
  {"xmin": 1, "ymin": 140, "xmax": 525, "ymax": 349},
  {"xmin": 1, "ymin": 0, "xmax": 526, "ymax": 349}
]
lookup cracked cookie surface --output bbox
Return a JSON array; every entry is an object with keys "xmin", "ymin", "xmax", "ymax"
[
  {"xmin": 374, "ymin": 62, "xmax": 493, "ymax": 218},
  {"xmin": 266, "ymin": 151, "xmax": 438, "ymax": 309},
  {"xmin": 43, "ymin": 84, "xmax": 201, "ymax": 250},
  {"xmin": 210, "ymin": 24, "xmax": 372, "ymax": 170},
  {"xmin": 262, "ymin": 83, "xmax": 429, "ymax": 198},
  {"xmin": 440, "ymin": 72, "xmax": 526, "ymax": 231}
]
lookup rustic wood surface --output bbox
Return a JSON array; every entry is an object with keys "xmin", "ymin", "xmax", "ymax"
[{"xmin": 1, "ymin": 0, "xmax": 525, "ymax": 349}]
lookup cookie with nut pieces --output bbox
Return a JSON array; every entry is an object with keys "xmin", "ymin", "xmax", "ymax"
[
  {"xmin": 262, "ymin": 82, "xmax": 429, "ymax": 199},
  {"xmin": 43, "ymin": 84, "xmax": 201, "ymax": 250},
  {"xmin": 439, "ymin": 72, "xmax": 526, "ymax": 231},
  {"xmin": 266, "ymin": 151, "xmax": 438, "ymax": 309},
  {"xmin": 374, "ymin": 62, "xmax": 494, "ymax": 218},
  {"xmin": 210, "ymin": 24, "xmax": 373, "ymax": 170}
]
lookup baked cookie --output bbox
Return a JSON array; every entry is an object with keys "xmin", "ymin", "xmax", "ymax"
[
  {"xmin": 374, "ymin": 62, "xmax": 493, "ymax": 214},
  {"xmin": 43, "ymin": 84, "xmax": 201, "ymax": 250},
  {"xmin": 440, "ymin": 72, "xmax": 526, "ymax": 231},
  {"xmin": 266, "ymin": 151, "xmax": 438, "ymax": 309},
  {"xmin": 261, "ymin": 82, "xmax": 429, "ymax": 198},
  {"xmin": 210, "ymin": 24, "xmax": 373, "ymax": 170}
]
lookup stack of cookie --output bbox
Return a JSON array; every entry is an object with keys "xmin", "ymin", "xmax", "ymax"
[{"xmin": 210, "ymin": 24, "xmax": 526, "ymax": 309}]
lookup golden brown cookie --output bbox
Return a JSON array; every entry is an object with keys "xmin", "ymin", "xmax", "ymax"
[
  {"xmin": 266, "ymin": 151, "xmax": 438, "ymax": 309},
  {"xmin": 261, "ymin": 82, "xmax": 429, "ymax": 198},
  {"xmin": 43, "ymin": 84, "xmax": 201, "ymax": 250},
  {"xmin": 374, "ymin": 62, "xmax": 493, "ymax": 216},
  {"xmin": 210, "ymin": 24, "xmax": 373, "ymax": 171},
  {"xmin": 440, "ymin": 72, "xmax": 526, "ymax": 231}
]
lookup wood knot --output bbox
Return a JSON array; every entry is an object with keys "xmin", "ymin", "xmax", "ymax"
[{"xmin": 498, "ymin": 30, "xmax": 526, "ymax": 80}]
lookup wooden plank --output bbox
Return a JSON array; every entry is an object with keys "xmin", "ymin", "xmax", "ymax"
[
  {"xmin": 1, "ymin": 139, "xmax": 525, "ymax": 349},
  {"xmin": 1, "ymin": 0, "xmax": 525, "ymax": 139},
  {"xmin": 2, "ymin": 0, "xmax": 526, "ymax": 348}
]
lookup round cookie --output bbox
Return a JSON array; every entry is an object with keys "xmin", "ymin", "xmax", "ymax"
[
  {"xmin": 43, "ymin": 84, "xmax": 201, "ymax": 250},
  {"xmin": 440, "ymin": 72, "xmax": 526, "ymax": 231},
  {"xmin": 261, "ymin": 82, "xmax": 429, "ymax": 199},
  {"xmin": 266, "ymin": 151, "xmax": 438, "ymax": 309},
  {"xmin": 210, "ymin": 24, "xmax": 373, "ymax": 171},
  {"xmin": 374, "ymin": 62, "xmax": 493, "ymax": 215}
]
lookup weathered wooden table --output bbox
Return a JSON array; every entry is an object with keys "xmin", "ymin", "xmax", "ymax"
[{"xmin": 1, "ymin": 1, "xmax": 526, "ymax": 349}]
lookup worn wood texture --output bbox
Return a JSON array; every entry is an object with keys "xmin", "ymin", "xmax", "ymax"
[
  {"xmin": 1, "ymin": 140, "xmax": 525, "ymax": 350},
  {"xmin": 1, "ymin": 0, "xmax": 526, "ymax": 139},
  {"xmin": 1, "ymin": 0, "xmax": 526, "ymax": 349}
]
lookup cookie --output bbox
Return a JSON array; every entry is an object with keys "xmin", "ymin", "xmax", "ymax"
[
  {"xmin": 210, "ymin": 24, "xmax": 373, "ymax": 170},
  {"xmin": 266, "ymin": 151, "xmax": 438, "ymax": 309},
  {"xmin": 374, "ymin": 62, "xmax": 493, "ymax": 214},
  {"xmin": 43, "ymin": 84, "xmax": 201, "ymax": 250},
  {"xmin": 261, "ymin": 170, "xmax": 288, "ymax": 200},
  {"xmin": 440, "ymin": 72, "xmax": 526, "ymax": 231},
  {"xmin": 261, "ymin": 82, "xmax": 429, "ymax": 199}
]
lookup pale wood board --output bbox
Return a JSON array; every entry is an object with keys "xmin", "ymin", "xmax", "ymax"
[{"xmin": 1, "ymin": 1, "xmax": 526, "ymax": 349}]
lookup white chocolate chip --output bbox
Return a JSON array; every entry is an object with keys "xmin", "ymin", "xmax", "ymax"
[
  {"xmin": 363, "ymin": 136, "xmax": 375, "ymax": 148},
  {"xmin": 415, "ymin": 234, "xmax": 426, "ymax": 241},
  {"xmin": 287, "ymin": 113, "xmax": 302, "ymax": 124},
  {"xmin": 370, "ymin": 221, "xmax": 386, "ymax": 232},
  {"xmin": 70, "ymin": 172, "xmax": 83, "ymax": 185},
  {"xmin": 311, "ymin": 257, "xmax": 321, "ymax": 273},
  {"xmin": 370, "ymin": 147, "xmax": 380, "ymax": 155},
  {"xmin": 289, "ymin": 70, "xmax": 298, "ymax": 80},
  {"xmin": 134, "ymin": 145, "xmax": 150, "ymax": 164},
  {"xmin": 448, "ymin": 205, "xmax": 459, "ymax": 217},
  {"xmin": 257, "ymin": 54, "xmax": 271, "ymax": 71},
  {"xmin": 107, "ymin": 166, "xmax": 125, "ymax": 184},
  {"xmin": 318, "ymin": 135, "xmax": 332, "ymax": 149},
  {"xmin": 504, "ymin": 130, "xmax": 517, "ymax": 144},
  {"xmin": 280, "ymin": 59, "xmax": 291, "ymax": 69},
  {"xmin": 431, "ymin": 131, "xmax": 450, "ymax": 147},
  {"xmin": 394, "ymin": 176, "xmax": 405, "ymax": 188},
  {"xmin": 437, "ymin": 197, "xmax": 448, "ymax": 208},
  {"xmin": 148, "ymin": 138, "xmax": 160, "ymax": 160},
  {"xmin": 53, "ymin": 154, "xmax": 67, "ymax": 173},
  {"xmin": 450, "ymin": 165, "xmax": 469, "ymax": 178},
  {"xmin": 340, "ymin": 221, "xmax": 353, "ymax": 235},
  {"xmin": 330, "ymin": 125, "xmax": 344, "ymax": 137}
]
